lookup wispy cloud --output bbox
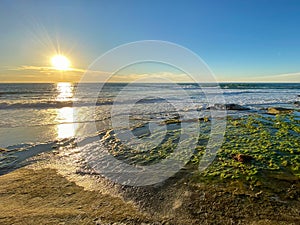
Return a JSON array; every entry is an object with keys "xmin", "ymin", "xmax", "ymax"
[
  {"xmin": 251, "ymin": 72, "xmax": 300, "ymax": 82},
  {"xmin": 9, "ymin": 65, "xmax": 87, "ymax": 73},
  {"xmin": 218, "ymin": 72, "xmax": 300, "ymax": 82},
  {"xmin": 269, "ymin": 72, "xmax": 300, "ymax": 78},
  {"xmin": 7, "ymin": 65, "xmax": 300, "ymax": 83},
  {"xmin": 4, "ymin": 65, "xmax": 194, "ymax": 83},
  {"xmin": 108, "ymin": 72, "xmax": 194, "ymax": 83}
]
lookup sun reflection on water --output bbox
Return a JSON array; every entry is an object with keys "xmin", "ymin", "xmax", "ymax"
[
  {"xmin": 56, "ymin": 82, "xmax": 75, "ymax": 139},
  {"xmin": 57, "ymin": 107, "xmax": 75, "ymax": 139},
  {"xmin": 56, "ymin": 82, "xmax": 73, "ymax": 102}
]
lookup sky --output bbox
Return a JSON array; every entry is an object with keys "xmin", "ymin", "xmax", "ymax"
[{"xmin": 1, "ymin": 0, "xmax": 300, "ymax": 82}]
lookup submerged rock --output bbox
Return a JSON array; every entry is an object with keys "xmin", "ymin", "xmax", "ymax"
[
  {"xmin": 207, "ymin": 103, "xmax": 250, "ymax": 111},
  {"xmin": 267, "ymin": 107, "xmax": 293, "ymax": 115}
]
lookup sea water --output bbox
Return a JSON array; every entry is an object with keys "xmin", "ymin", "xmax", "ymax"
[{"xmin": 0, "ymin": 82, "xmax": 299, "ymax": 174}]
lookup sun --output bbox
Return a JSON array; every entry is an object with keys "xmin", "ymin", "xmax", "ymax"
[{"xmin": 51, "ymin": 55, "xmax": 71, "ymax": 71}]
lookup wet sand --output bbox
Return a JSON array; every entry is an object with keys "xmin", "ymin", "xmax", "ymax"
[
  {"xmin": 0, "ymin": 168, "xmax": 159, "ymax": 225},
  {"xmin": 0, "ymin": 165, "xmax": 299, "ymax": 225}
]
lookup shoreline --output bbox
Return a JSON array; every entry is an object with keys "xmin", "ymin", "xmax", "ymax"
[
  {"xmin": 0, "ymin": 165, "xmax": 299, "ymax": 225},
  {"xmin": 0, "ymin": 113, "xmax": 299, "ymax": 224}
]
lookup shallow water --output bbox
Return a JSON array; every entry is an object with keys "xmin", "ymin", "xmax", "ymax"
[{"xmin": 0, "ymin": 82, "xmax": 299, "ymax": 174}]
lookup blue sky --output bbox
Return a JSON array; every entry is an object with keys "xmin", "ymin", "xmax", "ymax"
[{"xmin": 1, "ymin": 0, "xmax": 300, "ymax": 82}]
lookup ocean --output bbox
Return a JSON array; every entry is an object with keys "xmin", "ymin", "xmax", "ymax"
[{"xmin": 0, "ymin": 82, "xmax": 299, "ymax": 175}]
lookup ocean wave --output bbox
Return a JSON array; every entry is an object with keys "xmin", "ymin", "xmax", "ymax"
[
  {"xmin": 222, "ymin": 90, "xmax": 274, "ymax": 95},
  {"xmin": 0, "ymin": 91, "xmax": 52, "ymax": 96},
  {"xmin": 220, "ymin": 83, "xmax": 300, "ymax": 89},
  {"xmin": 0, "ymin": 101, "xmax": 75, "ymax": 109},
  {"xmin": 0, "ymin": 97, "xmax": 174, "ymax": 110}
]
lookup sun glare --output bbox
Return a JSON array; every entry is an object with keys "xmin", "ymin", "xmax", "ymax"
[{"xmin": 51, "ymin": 55, "xmax": 71, "ymax": 71}]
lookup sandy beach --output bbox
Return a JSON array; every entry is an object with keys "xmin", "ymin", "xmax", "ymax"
[
  {"xmin": 0, "ymin": 162, "xmax": 299, "ymax": 225},
  {"xmin": 0, "ymin": 167, "xmax": 156, "ymax": 225}
]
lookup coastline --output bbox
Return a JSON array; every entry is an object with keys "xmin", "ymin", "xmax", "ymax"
[
  {"xmin": 0, "ymin": 164, "xmax": 299, "ymax": 225},
  {"xmin": 0, "ymin": 83, "xmax": 299, "ymax": 224}
]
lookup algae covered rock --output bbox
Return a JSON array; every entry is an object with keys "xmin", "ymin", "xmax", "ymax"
[{"xmin": 267, "ymin": 107, "xmax": 293, "ymax": 115}]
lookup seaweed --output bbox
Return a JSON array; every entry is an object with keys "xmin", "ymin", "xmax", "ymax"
[{"xmin": 197, "ymin": 114, "xmax": 300, "ymax": 188}]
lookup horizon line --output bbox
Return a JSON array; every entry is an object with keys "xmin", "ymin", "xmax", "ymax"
[{"xmin": 0, "ymin": 81, "xmax": 299, "ymax": 84}]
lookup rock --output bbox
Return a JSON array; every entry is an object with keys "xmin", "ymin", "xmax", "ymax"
[
  {"xmin": 207, "ymin": 103, "xmax": 250, "ymax": 111},
  {"xmin": 267, "ymin": 107, "xmax": 293, "ymax": 115},
  {"xmin": 232, "ymin": 154, "xmax": 253, "ymax": 163},
  {"xmin": 0, "ymin": 148, "xmax": 8, "ymax": 152},
  {"xmin": 294, "ymin": 101, "xmax": 300, "ymax": 106}
]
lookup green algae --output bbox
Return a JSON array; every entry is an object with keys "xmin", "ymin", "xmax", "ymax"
[
  {"xmin": 197, "ymin": 114, "xmax": 300, "ymax": 188},
  {"xmin": 104, "ymin": 113, "xmax": 300, "ymax": 189}
]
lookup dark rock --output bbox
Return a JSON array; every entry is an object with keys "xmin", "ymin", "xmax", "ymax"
[
  {"xmin": 294, "ymin": 101, "xmax": 300, "ymax": 106},
  {"xmin": 207, "ymin": 103, "xmax": 250, "ymax": 111},
  {"xmin": 267, "ymin": 107, "xmax": 293, "ymax": 115},
  {"xmin": 232, "ymin": 154, "xmax": 253, "ymax": 163},
  {"xmin": 0, "ymin": 148, "xmax": 8, "ymax": 152}
]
